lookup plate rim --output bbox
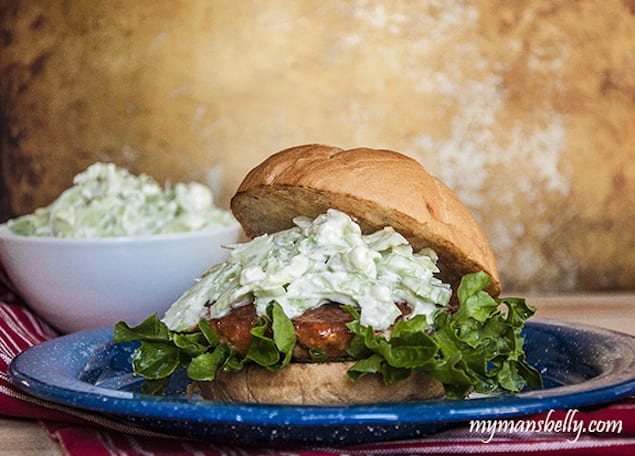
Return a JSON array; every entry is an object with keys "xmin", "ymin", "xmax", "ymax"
[{"xmin": 8, "ymin": 318, "xmax": 635, "ymax": 428}]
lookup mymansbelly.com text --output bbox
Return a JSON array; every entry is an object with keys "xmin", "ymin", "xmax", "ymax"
[{"xmin": 469, "ymin": 409, "xmax": 623, "ymax": 443}]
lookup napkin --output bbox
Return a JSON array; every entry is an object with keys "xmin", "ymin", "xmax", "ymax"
[{"xmin": 1, "ymin": 294, "xmax": 634, "ymax": 456}]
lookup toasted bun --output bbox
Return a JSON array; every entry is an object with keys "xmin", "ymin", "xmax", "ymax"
[
  {"xmin": 188, "ymin": 361, "xmax": 446, "ymax": 405},
  {"xmin": 231, "ymin": 144, "xmax": 501, "ymax": 296}
]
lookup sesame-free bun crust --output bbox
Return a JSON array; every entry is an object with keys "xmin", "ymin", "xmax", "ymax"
[
  {"xmin": 231, "ymin": 144, "xmax": 501, "ymax": 296},
  {"xmin": 189, "ymin": 361, "xmax": 446, "ymax": 405}
]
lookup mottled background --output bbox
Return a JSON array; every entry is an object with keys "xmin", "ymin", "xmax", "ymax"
[{"xmin": 1, "ymin": 0, "xmax": 633, "ymax": 293}]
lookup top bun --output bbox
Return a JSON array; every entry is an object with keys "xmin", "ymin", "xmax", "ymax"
[{"xmin": 231, "ymin": 144, "xmax": 500, "ymax": 296}]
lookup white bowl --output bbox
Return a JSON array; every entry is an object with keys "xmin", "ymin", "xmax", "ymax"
[{"xmin": 0, "ymin": 224, "xmax": 243, "ymax": 333}]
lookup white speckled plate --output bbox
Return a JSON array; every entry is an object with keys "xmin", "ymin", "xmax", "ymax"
[{"xmin": 8, "ymin": 319, "xmax": 635, "ymax": 446}]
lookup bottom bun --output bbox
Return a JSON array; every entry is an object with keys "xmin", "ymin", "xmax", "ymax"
[{"xmin": 188, "ymin": 361, "xmax": 446, "ymax": 405}]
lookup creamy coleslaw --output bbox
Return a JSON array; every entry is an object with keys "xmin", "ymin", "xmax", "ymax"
[
  {"xmin": 5, "ymin": 162, "xmax": 236, "ymax": 238},
  {"xmin": 163, "ymin": 209, "xmax": 452, "ymax": 332}
]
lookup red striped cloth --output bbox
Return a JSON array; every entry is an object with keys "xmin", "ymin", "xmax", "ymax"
[{"xmin": 1, "ymin": 299, "xmax": 634, "ymax": 455}]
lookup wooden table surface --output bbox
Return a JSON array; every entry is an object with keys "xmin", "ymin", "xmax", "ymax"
[{"xmin": 1, "ymin": 293, "xmax": 633, "ymax": 456}]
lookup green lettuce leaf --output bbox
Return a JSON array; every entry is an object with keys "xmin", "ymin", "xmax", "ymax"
[
  {"xmin": 345, "ymin": 271, "xmax": 542, "ymax": 398},
  {"xmin": 114, "ymin": 302, "xmax": 297, "ymax": 393},
  {"xmin": 187, "ymin": 345, "xmax": 231, "ymax": 381},
  {"xmin": 114, "ymin": 314, "xmax": 170, "ymax": 343}
]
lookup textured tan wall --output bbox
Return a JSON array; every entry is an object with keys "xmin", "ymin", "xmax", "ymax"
[{"xmin": 1, "ymin": 1, "xmax": 633, "ymax": 292}]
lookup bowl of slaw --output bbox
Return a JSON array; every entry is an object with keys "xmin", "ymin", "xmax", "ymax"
[{"xmin": 0, "ymin": 163, "xmax": 243, "ymax": 333}]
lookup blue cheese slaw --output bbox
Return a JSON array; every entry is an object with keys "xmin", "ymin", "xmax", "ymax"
[
  {"xmin": 5, "ymin": 162, "xmax": 236, "ymax": 238},
  {"xmin": 163, "ymin": 209, "xmax": 452, "ymax": 332}
]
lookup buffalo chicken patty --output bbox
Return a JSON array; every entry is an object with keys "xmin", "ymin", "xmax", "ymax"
[{"xmin": 207, "ymin": 302, "xmax": 411, "ymax": 362}]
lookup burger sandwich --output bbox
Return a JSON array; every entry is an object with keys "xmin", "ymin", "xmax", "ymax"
[{"xmin": 115, "ymin": 144, "xmax": 542, "ymax": 404}]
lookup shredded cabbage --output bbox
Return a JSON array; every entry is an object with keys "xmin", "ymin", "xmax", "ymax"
[
  {"xmin": 163, "ymin": 209, "xmax": 452, "ymax": 332},
  {"xmin": 5, "ymin": 162, "xmax": 236, "ymax": 238}
]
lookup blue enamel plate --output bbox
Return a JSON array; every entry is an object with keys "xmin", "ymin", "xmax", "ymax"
[{"xmin": 8, "ymin": 319, "xmax": 635, "ymax": 446}]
